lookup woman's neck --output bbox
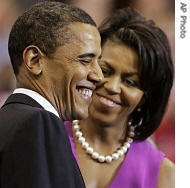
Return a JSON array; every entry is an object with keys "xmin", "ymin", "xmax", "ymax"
[{"xmin": 79, "ymin": 117, "xmax": 128, "ymax": 155}]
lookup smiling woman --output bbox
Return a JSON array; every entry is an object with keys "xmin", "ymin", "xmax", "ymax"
[
  {"xmin": 64, "ymin": 7, "xmax": 174, "ymax": 188},
  {"xmin": 90, "ymin": 39, "xmax": 144, "ymax": 124}
]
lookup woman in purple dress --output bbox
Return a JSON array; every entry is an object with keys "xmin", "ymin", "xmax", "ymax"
[{"xmin": 65, "ymin": 7, "xmax": 174, "ymax": 188}]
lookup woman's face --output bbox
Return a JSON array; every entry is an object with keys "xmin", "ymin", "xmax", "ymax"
[{"xmin": 89, "ymin": 39, "xmax": 144, "ymax": 124}]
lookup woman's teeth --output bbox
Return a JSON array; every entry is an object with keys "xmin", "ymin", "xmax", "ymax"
[{"xmin": 99, "ymin": 96, "xmax": 117, "ymax": 107}]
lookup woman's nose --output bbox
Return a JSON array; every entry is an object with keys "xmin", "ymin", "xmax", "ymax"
[{"xmin": 104, "ymin": 77, "xmax": 121, "ymax": 94}]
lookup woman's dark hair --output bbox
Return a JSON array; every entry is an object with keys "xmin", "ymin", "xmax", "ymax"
[
  {"xmin": 99, "ymin": 7, "xmax": 174, "ymax": 140},
  {"xmin": 8, "ymin": 1, "xmax": 96, "ymax": 75}
]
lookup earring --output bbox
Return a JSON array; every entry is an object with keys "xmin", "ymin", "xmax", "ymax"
[
  {"xmin": 136, "ymin": 117, "xmax": 143, "ymax": 127},
  {"xmin": 128, "ymin": 121, "xmax": 132, "ymax": 126},
  {"xmin": 136, "ymin": 107, "xmax": 143, "ymax": 127},
  {"xmin": 127, "ymin": 107, "xmax": 143, "ymax": 138},
  {"xmin": 127, "ymin": 121, "xmax": 135, "ymax": 138},
  {"xmin": 127, "ymin": 117, "xmax": 143, "ymax": 137},
  {"xmin": 137, "ymin": 107, "xmax": 141, "ymax": 112}
]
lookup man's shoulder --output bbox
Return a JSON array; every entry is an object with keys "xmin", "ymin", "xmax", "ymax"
[
  {"xmin": 0, "ymin": 101, "xmax": 59, "ymax": 121},
  {"xmin": 0, "ymin": 103, "xmax": 63, "ymax": 151}
]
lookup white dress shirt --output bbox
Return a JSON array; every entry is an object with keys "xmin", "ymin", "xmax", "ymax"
[{"xmin": 13, "ymin": 88, "xmax": 60, "ymax": 118}]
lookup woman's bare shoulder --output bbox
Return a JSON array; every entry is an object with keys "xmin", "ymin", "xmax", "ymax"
[{"xmin": 158, "ymin": 158, "xmax": 175, "ymax": 188}]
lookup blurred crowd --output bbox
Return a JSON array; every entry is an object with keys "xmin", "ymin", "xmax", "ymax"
[{"xmin": 0, "ymin": 0, "xmax": 175, "ymax": 162}]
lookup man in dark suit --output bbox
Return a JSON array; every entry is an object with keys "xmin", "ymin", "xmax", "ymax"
[{"xmin": 0, "ymin": 1, "xmax": 103, "ymax": 187}]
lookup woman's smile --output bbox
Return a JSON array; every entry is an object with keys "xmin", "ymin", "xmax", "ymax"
[{"xmin": 96, "ymin": 92, "xmax": 121, "ymax": 108}]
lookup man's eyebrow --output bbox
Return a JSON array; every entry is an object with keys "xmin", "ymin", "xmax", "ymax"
[{"xmin": 77, "ymin": 53, "xmax": 95, "ymax": 58}]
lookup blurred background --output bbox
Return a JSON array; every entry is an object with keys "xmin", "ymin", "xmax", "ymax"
[{"xmin": 0, "ymin": 0, "xmax": 175, "ymax": 162}]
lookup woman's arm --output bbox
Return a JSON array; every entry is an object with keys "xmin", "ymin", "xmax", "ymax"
[{"xmin": 158, "ymin": 158, "xmax": 175, "ymax": 188}]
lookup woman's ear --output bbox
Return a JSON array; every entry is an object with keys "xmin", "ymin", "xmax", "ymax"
[{"xmin": 23, "ymin": 45, "xmax": 45, "ymax": 75}]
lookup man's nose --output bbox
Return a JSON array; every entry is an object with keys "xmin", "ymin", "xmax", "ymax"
[{"xmin": 88, "ymin": 61, "xmax": 104, "ymax": 84}]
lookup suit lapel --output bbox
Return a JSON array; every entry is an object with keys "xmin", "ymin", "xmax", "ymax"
[{"xmin": 1, "ymin": 93, "xmax": 43, "ymax": 109}]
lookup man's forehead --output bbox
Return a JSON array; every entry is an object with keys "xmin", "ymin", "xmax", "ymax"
[
  {"xmin": 68, "ymin": 22, "xmax": 99, "ymax": 39},
  {"xmin": 58, "ymin": 22, "xmax": 101, "ymax": 57}
]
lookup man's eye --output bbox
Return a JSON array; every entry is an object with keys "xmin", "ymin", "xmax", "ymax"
[{"xmin": 79, "ymin": 59, "xmax": 91, "ymax": 64}]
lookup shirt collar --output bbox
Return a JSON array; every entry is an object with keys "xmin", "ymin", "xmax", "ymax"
[{"xmin": 13, "ymin": 88, "xmax": 60, "ymax": 118}]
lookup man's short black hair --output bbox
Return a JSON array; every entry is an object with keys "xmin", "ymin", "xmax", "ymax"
[
  {"xmin": 8, "ymin": 1, "xmax": 96, "ymax": 75},
  {"xmin": 99, "ymin": 7, "xmax": 174, "ymax": 140}
]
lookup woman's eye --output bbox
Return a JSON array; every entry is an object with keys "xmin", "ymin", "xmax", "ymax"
[
  {"xmin": 101, "ymin": 67, "xmax": 110, "ymax": 76},
  {"xmin": 125, "ymin": 78, "xmax": 137, "ymax": 87}
]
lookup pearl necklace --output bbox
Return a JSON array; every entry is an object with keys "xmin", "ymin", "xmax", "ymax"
[{"xmin": 72, "ymin": 120, "xmax": 134, "ymax": 163}]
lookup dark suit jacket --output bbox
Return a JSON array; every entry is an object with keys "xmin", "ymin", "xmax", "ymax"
[{"xmin": 0, "ymin": 93, "xmax": 85, "ymax": 188}]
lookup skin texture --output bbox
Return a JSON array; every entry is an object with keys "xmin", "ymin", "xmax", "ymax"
[
  {"xmin": 158, "ymin": 158, "xmax": 175, "ymax": 188},
  {"xmin": 76, "ymin": 39, "xmax": 175, "ymax": 188},
  {"xmin": 17, "ymin": 22, "xmax": 103, "ymax": 120},
  {"xmin": 78, "ymin": 39, "xmax": 144, "ymax": 188}
]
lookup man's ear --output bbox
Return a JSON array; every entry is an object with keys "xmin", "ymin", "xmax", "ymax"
[{"xmin": 23, "ymin": 45, "xmax": 45, "ymax": 75}]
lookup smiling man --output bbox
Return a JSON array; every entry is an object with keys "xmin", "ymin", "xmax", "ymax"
[{"xmin": 0, "ymin": 1, "xmax": 103, "ymax": 188}]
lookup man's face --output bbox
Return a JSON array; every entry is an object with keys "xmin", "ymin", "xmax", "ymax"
[{"xmin": 43, "ymin": 22, "xmax": 103, "ymax": 120}]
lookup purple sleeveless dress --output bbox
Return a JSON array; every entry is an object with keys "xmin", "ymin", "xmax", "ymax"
[{"xmin": 64, "ymin": 121, "xmax": 165, "ymax": 188}]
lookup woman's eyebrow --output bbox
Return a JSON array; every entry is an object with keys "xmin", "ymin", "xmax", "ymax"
[
  {"xmin": 101, "ymin": 60, "xmax": 138, "ymax": 75},
  {"xmin": 123, "ymin": 72, "xmax": 139, "ymax": 77},
  {"xmin": 100, "ymin": 60, "xmax": 113, "ymax": 69}
]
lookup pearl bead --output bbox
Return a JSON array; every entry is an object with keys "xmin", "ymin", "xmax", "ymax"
[
  {"xmin": 105, "ymin": 156, "xmax": 112, "ymax": 163},
  {"xmin": 127, "ymin": 138, "xmax": 133, "ymax": 143},
  {"xmin": 73, "ymin": 125, "xmax": 80, "ymax": 130},
  {"xmin": 117, "ymin": 149, "xmax": 124, "ymax": 156},
  {"xmin": 98, "ymin": 155, "xmax": 105, "ymax": 162},
  {"xmin": 78, "ymin": 137, "xmax": 85, "ymax": 143},
  {"xmin": 76, "ymin": 131, "xmax": 82, "ymax": 137},
  {"xmin": 124, "ymin": 142, "xmax": 130, "ymax": 148},
  {"xmin": 72, "ymin": 120, "xmax": 133, "ymax": 164},
  {"xmin": 112, "ymin": 153, "xmax": 119, "ymax": 160},
  {"xmin": 122, "ymin": 146, "xmax": 128, "ymax": 153},
  {"xmin": 92, "ymin": 152, "xmax": 99, "ymax": 159},
  {"xmin": 86, "ymin": 147, "xmax": 93, "ymax": 154},
  {"xmin": 82, "ymin": 142, "xmax": 89, "ymax": 149},
  {"xmin": 72, "ymin": 120, "xmax": 79, "ymax": 124}
]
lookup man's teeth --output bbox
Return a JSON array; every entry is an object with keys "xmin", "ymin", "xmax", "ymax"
[
  {"xmin": 100, "ymin": 96, "xmax": 117, "ymax": 106},
  {"xmin": 78, "ymin": 88, "xmax": 93, "ymax": 98}
]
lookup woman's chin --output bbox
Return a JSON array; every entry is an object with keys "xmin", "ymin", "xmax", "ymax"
[{"xmin": 72, "ymin": 107, "xmax": 89, "ymax": 120}]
